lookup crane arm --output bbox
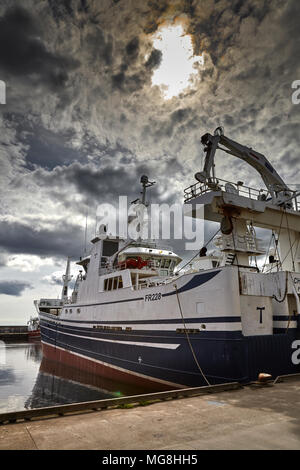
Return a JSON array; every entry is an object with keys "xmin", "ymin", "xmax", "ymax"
[{"xmin": 196, "ymin": 128, "xmax": 291, "ymax": 205}]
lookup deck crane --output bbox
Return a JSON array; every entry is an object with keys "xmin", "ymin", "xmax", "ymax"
[{"xmin": 195, "ymin": 127, "xmax": 293, "ymax": 207}]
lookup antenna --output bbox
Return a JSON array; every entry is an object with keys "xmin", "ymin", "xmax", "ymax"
[
  {"xmin": 84, "ymin": 210, "xmax": 88, "ymax": 256},
  {"xmin": 94, "ymin": 214, "xmax": 97, "ymax": 237},
  {"xmin": 140, "ymin": 175, "xmax": 155, "ymax": 206}
]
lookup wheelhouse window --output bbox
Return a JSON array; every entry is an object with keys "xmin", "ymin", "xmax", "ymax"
[
  {"xmin": 99, "ymin": 240, "xmax": 119, "ymax": 274},
  {"xmin": 102, "ymin": 240, "xmax": 119, "ymax": 256},
  {"xmin": 104, "ymin": 275, "xmax": 123, "ymax": 291}
]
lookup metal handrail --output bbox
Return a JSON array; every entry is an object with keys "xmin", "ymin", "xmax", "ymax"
[
  {"xmin": 126, "ymin": 240, "xmax": 175, "ymax": 252},
  {"xmin": 184, "ymin": 177, "xmax": 268, "ymax": 202},
  {"xmin": 137, "ymin": 276, "xmax": 173, "ymax": 289},
  {"xmin": 184, "ymin": 177, "xmax": 300, "ymax": 212}
]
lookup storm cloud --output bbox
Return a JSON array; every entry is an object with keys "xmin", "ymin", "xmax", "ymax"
[
  {"xmin": 0, "ymin": 0, "xmax": 299, "ymax": 305},
  {"xmin": 0, "ymin": 220, "xmax": 85, "ymax": 259},
  {"xmin": 0, "ymin": 6, "xmax": 79, "ymax": 89},
  {"xmin": 0, "ymin": 280, "xmax": 32, "ymax": 297}
]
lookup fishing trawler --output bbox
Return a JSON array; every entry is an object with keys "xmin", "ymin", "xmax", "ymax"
[
  {"xmin": 27, "ymin": 316, "xmax": 41, "ymax": 340},
  {"xmin": 36, "ymin": 128, "xmax": 300, "ymax": 390}
]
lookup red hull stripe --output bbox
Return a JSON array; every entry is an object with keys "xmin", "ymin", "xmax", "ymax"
[{"xmin": 41, "ymin": 341, "xmax": 185, "ymax": 391}]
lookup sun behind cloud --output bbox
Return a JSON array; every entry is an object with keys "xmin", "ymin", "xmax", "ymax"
[{"xmin": 150, "ymin": 20, "xmax": 204, "ymax": 99}]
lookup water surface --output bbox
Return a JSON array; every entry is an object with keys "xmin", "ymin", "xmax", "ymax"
[{"xmin": 0, "ymin": 341, "xmax": 153, "ymax": 413}]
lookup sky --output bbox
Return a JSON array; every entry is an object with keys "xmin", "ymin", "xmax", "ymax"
[{"xmin": 0, "ymin": 0, "xmax": 299, "ymax": 324}]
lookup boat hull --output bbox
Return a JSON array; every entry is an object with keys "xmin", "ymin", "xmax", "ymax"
[
  {"xmin": 40, "ymin": 319, "xmax": 300, "ymax": 389},
  {"xmin": 39, "ymin": 267, "xmax": 300, "ymax": 389},
  {"xmin": 28, "ymin": 330, "xmax": 41, "ymax": 339}
]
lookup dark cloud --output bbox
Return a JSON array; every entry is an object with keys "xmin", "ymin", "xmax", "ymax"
[
  {"xmin": 111, "ymin": 71, "xmax": 126, "ymax": 91},
  {"xmin": 86, "ymin": 27, "xmax": 114, "ymax": 66},
  {"xmin": 47, "ymin": 0, "xmax": 79, "ymax": 21},
  {"xmin": 111, "ymin": 66, "xmax": 149, "ymax": 93},
  {"xmin": 24, "ymin": 127, "xmax": 84, "ymax": 170},
  {"xmin": 0, "ymin": 0, "xmax": 299, "ymax": 272},
  {"xmin": 0, "ymin": 221, "xmax": 85, "ymax": 259},
  {"xmin": 187, "ymin": 0, "xmax": 271, "ymax": 64},
  {"xmin": 0, "ymin": 6, "xmax": 79, "ymax": 89},
  {"xmin": 0, "ymin": 280, "xmax": 32, "ymax": 296},
  {"xmin": 145, "ymin": 48, "xmax": 162, "ymax": 69},
  {"xmin": 171, "ymin": 108, "xmax": 192, "ymax": 124},
  {"xmin": 126, "ymin": 37, "xmax": 140, "ymax": 60},
  {"xmin": 31, "ymin": 157, "xmax": 181, "ymax": 206}
]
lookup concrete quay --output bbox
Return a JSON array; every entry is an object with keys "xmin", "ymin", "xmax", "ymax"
[{"xmin": 1, "ymin": 378, "xmax": 300, "ymax": 450}]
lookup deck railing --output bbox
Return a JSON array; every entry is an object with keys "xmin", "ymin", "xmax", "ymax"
[{"xmin": 184, "ymin": 177, "xmax": 300, "ymax": 212}]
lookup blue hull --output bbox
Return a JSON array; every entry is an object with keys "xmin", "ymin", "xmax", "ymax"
[{"xmin": 40, "ymin": 316, "xmax": 300, "ymax": 388}]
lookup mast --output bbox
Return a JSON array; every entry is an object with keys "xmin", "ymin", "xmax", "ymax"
[
  {"xmin": 61, "ymin": 257, "xmax": 72, "ymax": 302},
  {"xmin": 140, "ymin": 175, "xmax": 155, "ymax": 206}
]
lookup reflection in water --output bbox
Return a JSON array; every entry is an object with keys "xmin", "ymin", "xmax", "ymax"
[
  {"xmin": 24, "ymin": 342, "xmax": 43, "ymax": 363},
  {"xmin": 0, "ymin": 342, "xmax": 41, "ymax": 413},
  {"xmin": 0, "ymin": 342, "xmax": 156, "ymax": 413}
]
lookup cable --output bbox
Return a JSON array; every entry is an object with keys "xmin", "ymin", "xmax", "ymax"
[
  {"xmin": 262, "ymin": 207, "xmax": 285, "ymax": 273},
  {"xmin": 264, "ymin": 237, "xmax": 299, "ymax": 274},
  {"xmin": 285, "ymin": 272, "xmax": 299, "ymax": 333},
  {"xmin": 174, "ymin": 283, "xmax": 211, "ymax": 386},
  {"xmin": 261, "ymin": 231, "xmax": 274, "ymax": 273},
  {"xmin": 177, "ymin": 227, "xmax": 221, "ymax": 273},
  {"xmin": 285, "ymin": 211, "xmax": 296, "ymax": 271},
  {"xmin": 272, "ymin": 271, "xmax": 289, "ymax": 303}
]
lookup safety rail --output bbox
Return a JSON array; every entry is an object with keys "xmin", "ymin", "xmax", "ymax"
[
  {"xmin": 137, "ymin": 276, "xmax": 174, "ymax": 290},
  {"xmin": 127, "ymin": 241, "xmax": 175, "ymax": 252},
  {"xmin": 102, "ymin": 259, "xmax": 158, "ymax": 274},
  {"xmin": 184, "ymin": 177, "xmax": 266, "ymax": 202},
  {"xmin": 214, "ymin": 233, "xmax": 265, "ymax": 254},
  {"xmin": 184, "ymin": 177, "xmax": 300, "ymax": 212}
]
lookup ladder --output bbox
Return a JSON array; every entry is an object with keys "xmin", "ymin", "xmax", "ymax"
[{"xmin": 225, "ymin": 253, "xmax": 236, "ymax": 265}]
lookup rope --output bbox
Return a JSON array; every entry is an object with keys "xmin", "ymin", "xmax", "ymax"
[
  {"xmin": 274, "ymin": 209, "xmax": 285, "ymax": 270},
  {"xmin": 285, "ymin": 272, "xmax": 297, "ymax": 334},
  {"xmin": 262, "ymin": 208, "xmax": 285, "ymax": 273},
  {"xmin": 264, "ymin": 237, "xmax": 299, "ymax": 274},
  {"xmin": 173, "ymin": 283, "xmax": 211, "ymax": 386},
  {"xmin": 261, "ymin": 231, "xmax": 274, "ymax": 273},
  {"xmin": 272, "ymin": 270, "xmax": 289, "ymax": 303},
  {"xmin": 285, "ymin": 211, "xmax": 296, "ymax": 271}
]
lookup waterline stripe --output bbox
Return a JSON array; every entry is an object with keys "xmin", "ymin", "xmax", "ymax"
[
  {"xmin": 40, "ymin": 314, "xmax": 242, "ymax": 325},
  {"xmin": 41, "ymin": 325, "xmax": 181, "ymax": 349},
  {"xmin": 40, "ymin": 318, "xmax": 242, "ymax": 332}
]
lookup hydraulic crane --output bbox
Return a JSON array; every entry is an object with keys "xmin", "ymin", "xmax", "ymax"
[{"xmin": 195, "ymin": 127, "xmax": 293, "ymax": 207}]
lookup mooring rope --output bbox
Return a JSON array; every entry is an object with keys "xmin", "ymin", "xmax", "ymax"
[{"xmin": 174, "ymin": 283, "xmax": 211, "ymax": 386}]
